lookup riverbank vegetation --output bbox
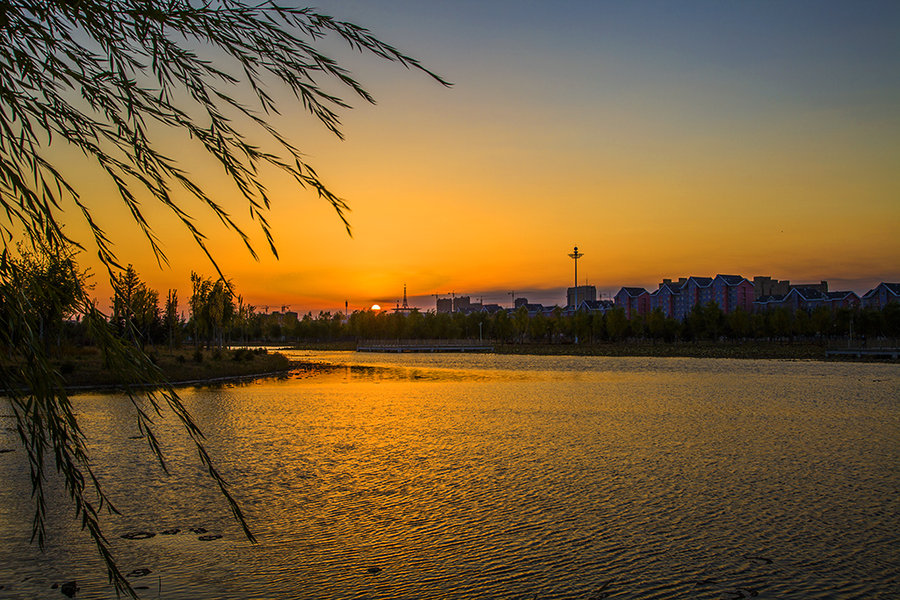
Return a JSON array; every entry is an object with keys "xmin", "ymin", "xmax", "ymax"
[
  {"xmin": 0, "ymin": 249, "xmax": 295, "ymax": 391},
  {"xmin": 42, "ymin": 346, "xmax": 290, "ymax": 390},
  {"xmin": 0, "ymin": 2, "xmax": 452, "ymax": 592},
  {"xmin": 288, "ymin": 303, "xmax": 899, "ymax": 359},
  {"xmin": 6, "ymin": 250, "xmax": 896, "ymax": 369}
]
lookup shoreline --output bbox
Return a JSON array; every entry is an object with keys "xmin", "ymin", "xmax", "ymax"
[
  {"xmin": 290, "ymin": 340, "xmax": 899, "ymax": 362},
  {"xmin": 11, "ymin": 340, "xmax": 893, "ymax": 397},
  {"xmin": 61, "ymin": 368, "xmax": 297, "ymax": 395},
  {"xmin": 11, "ymin": 347, "xmax": 296, "ymax": 395}
]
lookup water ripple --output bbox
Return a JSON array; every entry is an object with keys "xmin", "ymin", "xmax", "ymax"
[{"xmin": 0, "ymin": 354, "xmax": 897, "ymax": 598}]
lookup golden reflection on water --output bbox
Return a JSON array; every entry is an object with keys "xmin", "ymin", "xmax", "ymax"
[{"xmin": 0, "ymin": 353, "xmax": 897, "ymax": 599}]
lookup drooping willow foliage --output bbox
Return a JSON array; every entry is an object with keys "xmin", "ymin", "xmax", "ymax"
[
  {"xmin": 0, "ymin": 0, "xmax": 448, "ymax": 270},
  {"xmin": 0, "ymin": 248, "xmax": 256, "ymax": 596},
  {"xmin": 0, "ymin": 1, "xmax": 447, "ymax": 596}
]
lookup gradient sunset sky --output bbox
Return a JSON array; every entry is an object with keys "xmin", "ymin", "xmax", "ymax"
[{"xmin": 68, "ymin": 1, "xmax": 899, "ymax": 312}]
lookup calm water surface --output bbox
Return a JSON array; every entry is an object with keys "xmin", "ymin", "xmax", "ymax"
[{"xmin": 1, "ymin": 353, "xmax": 898, "ymax": 599}]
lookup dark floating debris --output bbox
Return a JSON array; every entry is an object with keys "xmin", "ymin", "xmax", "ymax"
[
  {"xmin": 60, "ymin": 581, "xmax": 78, "ymax": 597},
  {"xmin": 366, "ymin": 567, "xmax": 382, "ymax": 574},
  {"xmin": 121, "ymin": 531, "xmax": 156, "ymax": 540},
  {"xmin": 586, "ymin": 579, "xmax": 614, "ymax": 599},
  {"xmin": 0, "ymin": 448, "xmax": 14, "ymax": 453},
  {"xmin": 694, "ymin": 578, "xmax": 718, "ymax": 586},
  {"xmin": 723, "ymin": 588, "xmax": 760, "ymax": 599},
  {"xmin": 198, "ymin": 534, "xmax": 222, "ymax": 541},
  {"xmin": 160, "ymin": 528, "xmax": 180, "ymax": 535},
  {"xmin": 744, "ymin": 555, "xmax": 773, "ymax": 564},
  {"xmin": 134, "ymin": 586, "xmax": 150, "ymax": 590},
  {"xmin": 127, "ymin": 568, "xmax": 151, "ymax": 578},
  {"xmin": 128, "ymin": 435, "xmax": 144, "ymax": 440},
  {"xmin": 189, "ymin": 527, "xmax": 208, "ymax": 534}
]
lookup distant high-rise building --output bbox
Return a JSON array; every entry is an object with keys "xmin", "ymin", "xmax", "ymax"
[
  {"xmin": 567, "ymin": 285, "xmax": 596, "ymax": 307},
  {"xmin": 615, "ymin": 287, "xmax": 651, "ymax": 319},
  {"xmin": 753, "ymin": 276, "xmax": 828, "ymax": 299},
  {"xmin": 861, "ymin": 283, "xmax": 900, "ymax": 309},
  {"xmin": 753, "ymin": 276, "xmax": 790, "ymax": 298},
  {"xmin": 452, "ymin": 296, "xmax": 482, "ymax": 314},
  {"xmin": 436, "ymin": 298, "xmax": 452, "ymax": 314}
]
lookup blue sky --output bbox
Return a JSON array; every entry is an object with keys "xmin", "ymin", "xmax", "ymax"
[{"xmin": 74, "ymin": 1, "xmax": 900, "ymax": 311}]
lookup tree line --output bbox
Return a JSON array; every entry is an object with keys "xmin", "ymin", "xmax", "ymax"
[
  {"xmin": 0, "ymin": 0, "xmax": 449, "ymax": 594},
  {"xmin": 5, "ymin": 247, "xmax": 897, "ymax": 353},
  {"xmin": 298, "ymin": 302, "xmax": 900, "ymax": 344},
  {"xmin": 0, "ymin": 245, "xmax": 261, "ymax": 354}
]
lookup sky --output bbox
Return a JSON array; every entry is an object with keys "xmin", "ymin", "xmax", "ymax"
[{"xmin": 58, "ymin": 1, "xmax": 900, "ymax": 313}]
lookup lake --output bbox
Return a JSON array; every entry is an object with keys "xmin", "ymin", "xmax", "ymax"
[{"xmin": 1, "ymin": 352, "xmax": 898, "ymax": 599}]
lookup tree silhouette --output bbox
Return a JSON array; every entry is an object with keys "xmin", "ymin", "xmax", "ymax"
[
  {"xmin": 0, "ymin": 0, "xmax": 448, "ymax": 273},
  {"xmin": 111, "ymin": 264, "xmax": 161, "ymax": 347},
  {"xmin": 0, "ymin": 1, "xmax": 447, "ymax": 596},
  {"xmin": 0, "ymin": 240, "xmax": 89, "ymax": 354}
]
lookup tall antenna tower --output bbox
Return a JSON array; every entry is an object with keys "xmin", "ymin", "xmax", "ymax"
[
  {"xmin": 568, "ymin": 246, "xmax": 584, "ymax": 308},
  {"xmin": 393, "ymin": 283, "xmax": 415, "ymax": 313}
]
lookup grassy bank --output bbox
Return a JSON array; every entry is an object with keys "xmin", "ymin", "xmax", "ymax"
[{"xmin": 36, "ymin": 346, "xmax": 293, "ymax": 390}]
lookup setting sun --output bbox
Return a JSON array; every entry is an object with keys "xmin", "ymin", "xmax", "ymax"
[
  {"xmin": 2, "ymin": 2, "xmax": 898, "ymax": 599},
  {"xmin": 65, "ymin": 1, "xmax": 898, "ymax": 314}
]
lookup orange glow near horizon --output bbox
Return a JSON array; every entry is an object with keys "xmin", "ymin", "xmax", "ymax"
[{"xmin": 16, "ymin": 4, "xmax": 900, "ymax": 315}]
